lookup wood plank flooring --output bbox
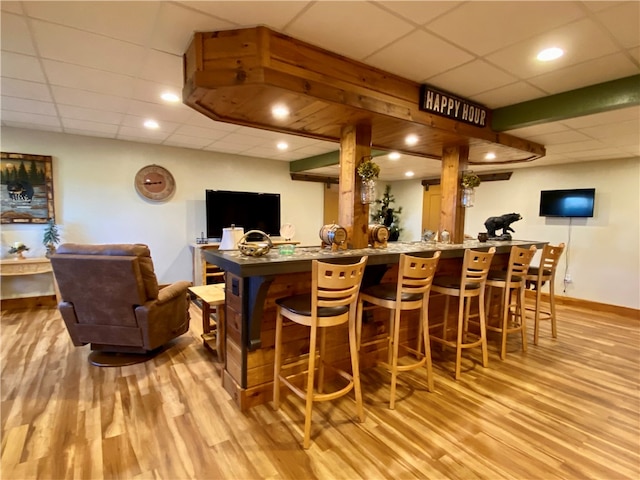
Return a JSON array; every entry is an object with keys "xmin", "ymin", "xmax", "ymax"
[{"xmin": 1, "ymin": 301, "xmax": 638, "ymax": 479}]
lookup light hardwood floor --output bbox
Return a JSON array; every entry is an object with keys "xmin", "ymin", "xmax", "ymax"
[{"xmin": 1, "ymin": 300, "xmax": 638, "ymax": 479}]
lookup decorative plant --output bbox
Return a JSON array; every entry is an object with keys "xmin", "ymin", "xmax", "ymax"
[
  {"xmin": 462, "ymin": 171, "xmax": 481, "ymax": 189},
  {"xmin": 357, "ymin": 156, "xmax": 380, "ymax": 180},
  {"xmin": 371, "ymin": 184, "xmax": 403, "ymax": 241},
  {"xmin": 9, "ymin": 242, "xmax": 29, "ymax": 259},
  {"xmin": 42, "ymin": 218, "xmax": 60, "ymax": 256}
]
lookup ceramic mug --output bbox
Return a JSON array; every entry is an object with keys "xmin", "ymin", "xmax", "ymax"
[{"xmin": 478, "ymin": 232, "xmax": 488, "ymax": 242}]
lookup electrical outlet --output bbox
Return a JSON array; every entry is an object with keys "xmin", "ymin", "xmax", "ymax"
[{"xmin": 564, "ymin": 273, "xmax": 572, "ymax": 283}]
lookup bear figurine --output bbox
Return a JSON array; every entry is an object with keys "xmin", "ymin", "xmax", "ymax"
[{"xmin": 484, "ymin": 213, "xmax": 522, "ymax": 239}]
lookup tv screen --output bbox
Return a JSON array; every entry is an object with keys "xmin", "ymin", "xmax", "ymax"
[
  {"xmin": 539, "ymin": 188, "xmax": 595, "ymax": 218},
  {"xmin": 206, "ymin": 190, "xmax": 281, "ymax": 239}
]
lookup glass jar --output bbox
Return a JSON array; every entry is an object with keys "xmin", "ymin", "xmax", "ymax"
[
  {"xmin": 361, "ymin": 178, "xmax": 376, "ymax": 204},
  {"xmin": 461, "ymin": 187, "xmax": 475, "ymax": 207}
]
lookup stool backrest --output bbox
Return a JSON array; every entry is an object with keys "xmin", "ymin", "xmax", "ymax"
[
  {"xmin": 507, "ymin": 245, "xmax": 537, "ymax": 281},
  {"xmin": 538, "ymin": 243, "xmax": 565, "ymax": 279},
  {"xmin": 398, "ymin": 251, "xmax": 441, "ymax": 298},
  {"xmin": 313, "ymin": 256, "xmax": 368, "ymax": 309},
  {"xmin": 461, "ymin": 247, "xmax": 496, "ymax": 292}
]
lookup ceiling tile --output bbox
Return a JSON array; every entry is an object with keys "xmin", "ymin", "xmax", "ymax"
[
  {"xmin": 42, "ymin": 59, "xmax": 135, "ymax": 97},
  {"xmin": 163, "ymin": 134, "xmax": 214, "ymax": 149},
  {"xmin": 367, "ymin": 30, "xmax": 473, "ymax": 83},
  {"xmin": 427, "ymin": 1, "xmax": 586, "ymax": 56},
  {"xmin": 526, "ymin": 129, "xmax": 593, "ymax": 146},
  {"xmin": 1, "ymin": 77, "xmax": 52, "ymax": 102},
  {"xmin": 57, "ymin": 104, "xmax": 124, "ymax": 125},
  {"xmin": 485, "ymin": 19, "xmax": 621, "ymax": 81},
  {"xmin": 1, "ymin": 2, "xmax": 24, "ymax": 15},
  {"xmin": 471, "ymin": 81, "xmax": 547, "ymax": 108},
  {"xmin": 117, "ymin": 125, "xmax": 171, "ymax": 141},
  {"xmin": 138, "ymin": 50, "xmax": 183, "ymax": 87},
  {"xmin": 182, "ymin": 1, "xmax": 312, "ymax": 29},
  {"xmin": 203, "ymin": 141, "xmax": 248, "ymax": 154},
  {"xmin": 23, "ymin": 1, "xmax": 160, "ymax": 45},
  {"xmin": 561, "ymin": 106, "xmax": 640, "ymax": 128},
  {"xmin": 1, "ymin": 51, "xmax": 47, "ymax": 83},
  {"xmin": 581, "ymin": 118, "xmax": 640, "ymax": 139},
  {"xmin": 1, "ymin": 110, "xmax": 60, "ymax": 128},
  {"xmin": 150, "ymin": 2, "xmax": 236, "ymax": 56},
  {"xmin": 594, "ymin": 2, "xmax": 640, "ymax": 48},
  {"xmin": 31, "ymin": 20, "xmax": 147, "ymax": 75},
  {"xmin": 51, "ymin": 85, "xmax": 130, "ymax": 113},
  {"xmin": 61, "ymin": 118, "xmax": 119, "ymax": 135},
  {"xmin": 171, "ymin": 124, "xmax": 231, "ymax": 141},
  {"xmin": 426, "ymin": 60, "xmax": 518, "ymax": 98},
  {"xmin": 63, "ymin": 128, "xmax": 116, "ymax": 139},
  {"xmin": 1, "ymin": 95, "xmax": 57, "ymax": 115},
  {"xmin": 286, "ymin": 1, "xmax": 415, "ymax": 60},
  {"xmin": 528, "ymin": 53, "xmax": 639, "ymax": 94},
  {"xmin": 1, "ymin": 12, "xmax": 36, "ymax": 55},
  {"xmin": 125, "ymin": 100, "xmax": 193, "ymax": 124},
  {"xmin": 376, "ymin": 1, "xmax": 462, "ymax": 26},
  {"xmin": 120, "ymin": 114, "xmax": 180, "ymax": 133}
]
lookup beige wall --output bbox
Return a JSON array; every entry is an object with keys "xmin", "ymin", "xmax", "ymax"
[{"xmin": 2, "ymin": 127, "xmax": 638, "ymax": 309}]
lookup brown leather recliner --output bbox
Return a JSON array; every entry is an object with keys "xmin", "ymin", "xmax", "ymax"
[{"xmin": 50, "ymin": 243, "xmax": 191, "ymax": 366}]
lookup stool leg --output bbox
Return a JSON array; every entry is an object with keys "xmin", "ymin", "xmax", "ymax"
[
  {"xmin": 421, "ymin": 304, "xmax": 434, "ymax": 392},
  {"xmin": 387, "ymin": 309, "xmax": 395, "ymax": 365},
  {"xmin": 500, "ymin": 287, "xmax": 509, "ymax": 360},
  {"xmin": 318, "ymin": 327, "xmax": 327, "ymax": 394},
  {"xmin": 273, "ymin": 310, "xmax": 284, "ymax": 410},
  {"xmin": 389, "ymin": 307, "xmax": 402, "ymax": 409},
  {"xmin": 348, "ymin": 311, "xmax": 365, "ymax": 422},
  {"xmin": 518, "ymin": 285, "xmax": 527, "ymax": 352},
  {"xmin": 549, "ymin": 277, "xmax": 558, "ymax": 338},
  {"xmin": 356, "ymin": 298, "xmax": 364, "ymax": 350},
  {"xmin": 303, "ymin": 322, "xmax": 319, "ymax": 449},
  {"xmin": 533, "ymin": 280, "xmax": 542, "ymax": 345},
  {"xmin": 455, "ymin": 296, "xmax": 465, "ymax": 380},
  {"xmin": 478, "ymin": 288, "xmax": 489, "ymax": 368},
  {"xmin": 442, "ymin": 296, "xmax": 450, "ymax": 352}
]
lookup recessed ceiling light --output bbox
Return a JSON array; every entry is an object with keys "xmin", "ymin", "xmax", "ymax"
[
  {"xmin": 277, "ymin": 141, "xmax": 288, "ymax": 150},
  {"xmin": 388, "ymin": 152, "xmax": 401, "ymax": 160},
  {"xmin": 143, "ymin": 119, "xmax": 159, "ymax": 129},
  {"xmin": 272, "ymin": 105, "xmax": 289, "ymax": 119},
  {"xmin": 405, "ymin": 171, "xmax": 414, "ymax": 177},
  {"xmin": 537, "ymin": 47, "xmax": 564, "ymax": 62},
  {"xmin": 485, "ymin": 152, "xmax": 496, "ymax": 160},
  {"xmin": 160, "ymin": 92, "xmax": 180, "ymax": 103},
  {"xmin": 405, "ymin": 134, "xmax": 418, "ymax": 146}
]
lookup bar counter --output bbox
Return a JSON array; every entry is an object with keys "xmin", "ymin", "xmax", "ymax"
[{"xmin": 203, "ymin": 239, "xmax": 546, "ymax": 409}]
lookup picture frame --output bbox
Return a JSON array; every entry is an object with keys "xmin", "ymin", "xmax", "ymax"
[{"xmin": 1, "ymin": 152, "xmax": 55, "ymax": 224}]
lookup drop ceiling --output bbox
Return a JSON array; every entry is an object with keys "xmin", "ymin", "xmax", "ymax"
[{"xmin": 1, "ymin": 1, "xmax": 638, "ymax": 181}]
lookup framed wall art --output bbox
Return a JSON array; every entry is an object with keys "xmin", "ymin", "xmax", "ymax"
[{"xmin": 1, "ymin": 152, "xmax": 55, "ymax": 224}]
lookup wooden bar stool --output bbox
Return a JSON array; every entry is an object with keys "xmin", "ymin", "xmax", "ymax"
[
  {"xmin": 273, "ymin": 256, "xmax": 368, "ymax": 449},
  {"xmin": 484, "ymin": 245, "xmax": 537, "ymax": 360},
  {"xmin": 429, "ymin": 247, "xmax": 496, "ymax": 380},
  {"xmin": 355, "ymin": 251, "xmax": 440, "ymax": 409},
  {"xmin": 526, "ymin": 243, "xmax": 565, "ymax": 345}
]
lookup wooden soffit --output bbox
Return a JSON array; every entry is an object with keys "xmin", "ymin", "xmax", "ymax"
[{"xmin": 183, "ymin": 27, "xmax": 545, "ymax": 165}]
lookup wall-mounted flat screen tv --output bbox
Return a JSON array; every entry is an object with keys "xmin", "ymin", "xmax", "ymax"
[
  {"xmin": 206, "ymin": 190, "xmax": 281, "ymax": 239},
  {"xmin": 539, "ymin": 188, "xmax": 595, "ymax": 218}
]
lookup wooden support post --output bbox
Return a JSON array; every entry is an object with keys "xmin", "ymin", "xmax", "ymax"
[
  {"xmin": 339, "ymin": 124, "xmax": 372, "ymax": 249},
  {"xmin": 440, "ymin": 145, "xmax": 469, "ymax": 244}
]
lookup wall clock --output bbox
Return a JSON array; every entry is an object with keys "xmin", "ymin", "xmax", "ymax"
[{"xmin": 134, "ymin": 164, "xmax": 175, "ymax": 201}]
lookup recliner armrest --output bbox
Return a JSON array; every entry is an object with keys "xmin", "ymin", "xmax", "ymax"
[{"xmin": 157, "ymin": 280, "xmax": 192, "ymax": 305}]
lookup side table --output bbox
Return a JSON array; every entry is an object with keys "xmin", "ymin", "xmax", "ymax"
[{"xmin": 188, "ymin": 283, "xmax": 226, "ymax": 361}]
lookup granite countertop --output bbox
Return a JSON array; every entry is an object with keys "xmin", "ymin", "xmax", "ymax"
[{"xmin": 204, "ymin": 239, "xmax": 546, "ymax": 277}]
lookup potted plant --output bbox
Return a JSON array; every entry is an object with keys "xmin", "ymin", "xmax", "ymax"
[
  {"xmin": 42, "ymin": 218, "xmax": 60, "ymax": 257},
  {"xmin": 357, "ymin": 157, "xmax": 380, "ymax": 204}
]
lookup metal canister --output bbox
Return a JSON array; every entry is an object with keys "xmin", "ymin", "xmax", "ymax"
[{"xmin": 319, "ymin": 224, "xmax": 347, "ymax": 245}]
